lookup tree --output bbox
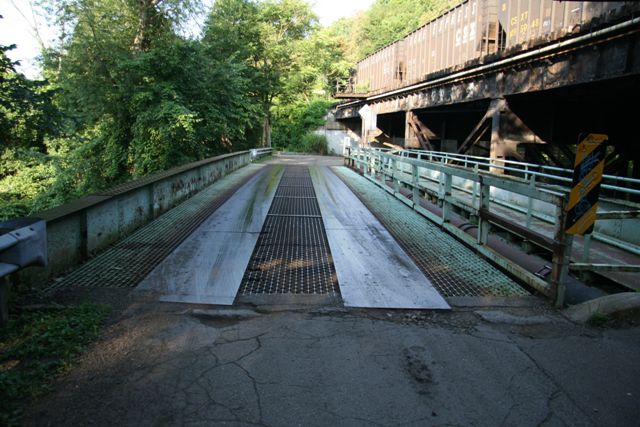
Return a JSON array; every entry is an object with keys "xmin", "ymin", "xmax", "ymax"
[
  {"xmin": 325, "ymin": 0, "xmax": 460, "ymax": 60},
  {"xmin": 203, "ymin": 0, "xmax": 316, "ymax": 147},
  {"xmin": 3, "ymin": 0, "xmax": 460, "ymax": 220},
  {"xmin": 0, "ymin": 42, "xmax": 59, "ymax": 152},
  {"xmin": 0, "ymin": 25, "xmax": 61, "ymax": 219},
  {"xmin": 40, "ymin": 0, "xmax": 255, "ymax": 180}
]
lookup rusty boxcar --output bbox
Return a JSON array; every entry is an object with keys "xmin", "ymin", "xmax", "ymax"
[
  {"xmin": 355, "ymin": 40, "xmax": 406, "ymax": 94},
  {"xmin": 498, "ymin": 0, "xmax": 631, "ymax": 48},
  {"xmin": 405, "ymin": 0, "xmax": 500, "ymax": 86},
  {"xmin": 349, "ymin": 0, "xmax": 638, "ymax": 96}
]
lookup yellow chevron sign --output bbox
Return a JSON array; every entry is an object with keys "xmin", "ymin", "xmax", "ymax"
[{"xmin": 565, "ymin": 134, "xmax": 607, "ymax": 235}]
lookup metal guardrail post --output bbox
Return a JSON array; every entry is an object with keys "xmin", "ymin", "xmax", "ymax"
[
  {"xmin": 526, "ymin": 175, "xmax": 536, "ymax": 228},
  {"xmin": 477, "ymin": 176, "xmax": 491, "ymax": 245},
  {"xmin": 471, "ymin": 165, "xmax": 479, "ymax": 209},
  {"xmin": 551, "ymin": 196, "xmax": 573, "ymax": 307},
  {"xmin": 364, "ymin": 149, "xmax": 370, "ymax": 176},
  {"xmin": 412, "ymin": 164, "xmax": 420, "ymax": 206},
  {"xmin": 370, "ymin": 150, "xmax": 375, "ymax": 176},
  {"xmin": 1, "ymin": 219, "xmax": 48, "ymax": 326},
  {"xmin": 392, "ymin": 157, "xmax": 400, "ymax": 193},
  {"xmin": 582, "ymin": 234, "xmax": 592, "ymax": 263},
  {"xmin": 1, "ymin": 276, "xmax": 9, "ymax": 326},
  {"xmin": 385, "ymin": 154, "xmax": 391, "ymax": 182},
  {"xmin": 438, "ymin": 169, "xmax": 445, "ymax": 202},
  {"xmin": 442, "ymin": 172, "xmax": 452, "ymax": 223}
]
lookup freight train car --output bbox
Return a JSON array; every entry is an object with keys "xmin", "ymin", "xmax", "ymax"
[
  {"xmin": 349, "ymin": 0, "xmax": 638, "ymax": 96},
  {"xmin": 498, "ymin": 0, "xmax": 630, "ymax": 48},
  {"xmin": 354, "ymin": 40, "xmax": 406, "ymax": 94},
  {"xmin": 405, "ymin": 0, "xmax": 500, "ymax": 85}
]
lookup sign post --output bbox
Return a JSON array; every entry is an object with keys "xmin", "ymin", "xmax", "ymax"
[{"xmin": 565, "ymin": 133, "xmax": 607, "ymax": 236}]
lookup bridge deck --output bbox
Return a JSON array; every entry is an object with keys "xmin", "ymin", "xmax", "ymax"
[
  {"xmin": 50, "ymin": 154, "xmax": 536, "ymax": 308},
  {"xmin": 137, "ymin": 158, "xmax": 450, "ymax": 309}
]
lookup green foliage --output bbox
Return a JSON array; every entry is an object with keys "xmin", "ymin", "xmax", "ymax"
[
  {"xmin": 588, "ymin": 312, "xmax": 610, "ymax": 327},
  {"xmin": 203, "ymin": 0, "xmax": 318, "ymax": 146},
  {"xmin": 0, "ymin": 33, "xmax": 61, "ymax": 218},
  {"xmin": 271, "ymin": 98, "xmax": 333, "ymax": 150},
  {"xmin": 330, "ymin": 0, "xmax": 460, "ymax": 60},
  {"xmin": 0, "ymin": 43, "xmax": 60, "ymax": 152},
  {"xmin": 0, "ymin": 149, "xmax": 57, "ymax": 219},
  {"xmin": 0, "ymin": 304, "xmax": 110, "ymax": 426},
  {"xmin": 3, "ymin": 0, "xmax": 449, "ymax": 219},
  {"xmin": 300, "ymin": 133, "xmax": 328, "ymax": 155},
  {"xmin": 131, "ymin": 101, "xmax": 199, "ymax": 175}
]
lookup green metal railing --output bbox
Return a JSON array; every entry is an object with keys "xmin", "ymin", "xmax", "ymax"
[{"xmin": 346, "ymin": 147, "xmax": 640, "ymax": 306}]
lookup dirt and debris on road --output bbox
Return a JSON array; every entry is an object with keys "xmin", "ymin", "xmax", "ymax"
[{"xmin": 22, "ymin": 288, "xmax": 640, "ymax": 427}]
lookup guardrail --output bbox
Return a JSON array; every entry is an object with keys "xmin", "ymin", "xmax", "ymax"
[
  {"xmin": 0, "ymin": 218, "xmax": 47, "ymax": 325},
  {"xmin": 398, "ymin": 149, "xmax": 640, "ymax": 254},
  {"xmin": 397, "ymin": 149, "xmax": 640, "ymax": 198},
  {"xmin": 251, "ymin": 148, "xmax": 274, "ymax": 160},
  {"xmin": 347, "ymin": 147, "xmax": 640, "ymax": 305},
  {"xmin": 14, "ymin": 148, "xmax": 272, "ymax": 289}
]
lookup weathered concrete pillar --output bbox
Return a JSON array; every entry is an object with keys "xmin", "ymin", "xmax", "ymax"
[
  {"xmin": 490, "ymin": 98, "xmax": 507, "ymax": 174},
  {"xmin": 405, "ymin": 111, "xmax": 421, "ymax": 149}
]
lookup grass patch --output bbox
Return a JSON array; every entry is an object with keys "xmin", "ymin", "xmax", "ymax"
[
  {"xmin": 588, "ymin": 312, "xmax": 610, "ymax": 327},
  {"xmin": 0, "ymin": 303, "xmax": 109, "ymax": 426},
  {"xmin": 588, "ymin": 308, "xmax": 640, "ymax": 329}
]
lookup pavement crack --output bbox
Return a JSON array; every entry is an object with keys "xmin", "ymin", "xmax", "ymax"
[
  {"xmin": 536, "ymin": 389, "xmax": 564, "ymax": 427},
  {"xmin": 235, "ymin": 335, "xmax": 264, "ymax": 363},
  {"xmin": 232, "ymin": 362, "xmax": 267, "ymax": 426},
  {"xmin": 468, "ymin": 332, "xmax": 513, "ymax": 344},
  {"xmin": 508, "ymin": 338, "xmax": 595, "ymax": 423}
]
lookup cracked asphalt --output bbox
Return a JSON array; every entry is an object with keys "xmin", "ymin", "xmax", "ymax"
[{"xmin": 25, "ymin": 291, "xmax": 640, "ymax": 427}]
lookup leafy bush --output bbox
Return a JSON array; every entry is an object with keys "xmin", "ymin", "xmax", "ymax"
[
  {"xmin": 301, "ymin": 133, "xmax": 328, "ymax": 155},
  {"xmin": 271, "ymin": 98, "xmax": 333, "ymax": 151},
  {"xmin": 0, "ymin": 304, "xmax": 110, "ymax": 426}
]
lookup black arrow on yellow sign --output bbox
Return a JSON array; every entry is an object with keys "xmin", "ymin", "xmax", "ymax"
[{"xmin": 565, "ymin": 133, "xmax": 607, "ymax": 235}]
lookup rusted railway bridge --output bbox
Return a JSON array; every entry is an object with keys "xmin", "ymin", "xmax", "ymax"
[{"xmin": 334, "ymin": 0, "xmax": 640, "ymax": 177}]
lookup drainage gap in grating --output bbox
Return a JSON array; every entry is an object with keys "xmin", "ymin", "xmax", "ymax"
[{"xmin": 238, "ymin": 166, "xmax": 340, "ymax": 295}]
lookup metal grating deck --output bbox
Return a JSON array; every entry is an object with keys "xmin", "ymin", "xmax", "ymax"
[
  {"xmin": 269, "ymin": 196, "xmax": 321, "ymax": 217},
  {"xmin": 44, "ymin": 165, "xmax": 267, "ymax": 291},
  {"xmin": 333, "ymin": 167, "xmax": 529, "ymax": 298},
  {"xmin": 238, "ymin": 166, "xmax": 339, "ymax": 295}
]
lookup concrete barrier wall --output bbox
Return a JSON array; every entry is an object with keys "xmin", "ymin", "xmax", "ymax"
[{"xmin": 21, "ymin": 151, "xmax": 258, "ymax": 287}]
